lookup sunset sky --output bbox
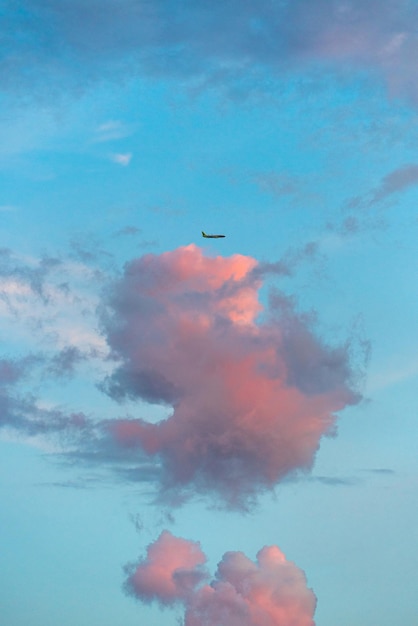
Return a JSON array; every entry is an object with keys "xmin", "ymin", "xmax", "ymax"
[{"xmin": 1, "ymin": 2, "xmax": 418, "ymax": 625}]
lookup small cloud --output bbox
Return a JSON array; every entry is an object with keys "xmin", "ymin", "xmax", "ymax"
[
  {"xmin": 124, "ymin": 531, "xmax": 208, "ymax": 606},
  {"xmin": 371, "ymin": 163, "xmax": 418, "ymax": 204},
  {"xmin": 326, "ymin": 214, "xmax": 386, "ymax": 239},
  {"xmin": 345, "ymin": 164, "xmax": 418, "ymax": 211},
  {"xmin": 362, "ymin": 468, "xmax": 395, "ymax": 476},
  {"xmin": 46, "ymin": 478, "xmax": 96, "ymax": 490},
  {"xmin": 114, "ymin": 226, "xmax": 142, "ymax": 238},
  {"xmin": 309, "ymin": 475, "xmax": 360, "ymax": 487},
  {"xmin": 94, "ymin": 120, "xmax": 132, "ymax": 143},
  {"xmin": 111, "ymin": 153, "xmax": 133, "ymax": 167},
  {"xmin": 47, "ymin": 346, "xmax": 87, "ymax": 378}
]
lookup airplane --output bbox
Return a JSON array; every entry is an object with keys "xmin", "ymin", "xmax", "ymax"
[{"xmin": 202, "ymin": 231, "xmax": 226, "ymax": 238}]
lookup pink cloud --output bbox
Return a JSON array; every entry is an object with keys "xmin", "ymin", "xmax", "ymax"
[
  {"xmin": 124, "ymin": 530, "xmax": 208, "ymax": 605},
  {"xmin": 125, "ymin": 533, "xmax": 316, "ymax": 626},
  {"xmin": 187, "ymin": 546, "xmax": 316, "ymax": 626},
  {"xmin": 102, "ymin": 245, "xmax": 360, "ymax": 508}
]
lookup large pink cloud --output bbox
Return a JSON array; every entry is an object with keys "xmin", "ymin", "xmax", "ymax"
[
  {"xmin": 125, "ymin": 532, "xmax": 316, "ymax": 626},
  {"xmin": 101, "ymin": 245, "xmax": 360, "ymax": 508}
]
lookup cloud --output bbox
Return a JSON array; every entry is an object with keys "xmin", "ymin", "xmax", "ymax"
[
  {"xmin": 0, "ymin": 249, "xmax": 113, "ymax": 451},
  {"xmin": 125, "ymin": 532, "xmax": 316, "ymax": 626},
  {"xmin": 3, "ymin": 1, "xmax": 418, "ymax": 105},
  {"xmin": 371, "ymin": 163, "xmax": 418, "ymax": 203},
  {"xmin": 0, "ymin": 357, "xmax": 30, "ymax": 386},
  {"xmin": 0, "ymin": 350, "xmax": 91, "ymax": 442},
  {"xmin": 47, "ymin": 346, "xmax": 88, "ymax": 378},
  {"xmin": 111, "ymin": 152, "xmax": 132, "ymax": 166},
  {"xmin": 0, "ymin": 353, "xmax": 89, "ymax": 439},
  {"xmin": 101, "ymin": 244, "xmax": 361, "ymax": 508},
  {"xmin": 0, "ymin": 248, "xmax": 61, "ymax": 301},
  {"xmin": 251, "ymin": 241, "xmax": 319, "ymax": 281},
  {"xmin": 114, "ymin": 226, "xmax": 142, "ymax": 238},
  {"xmin": 94, "ymin": 120, "xmax": 132, "ymax": 142},
  {"xmin": 0, "ymin": 249, "xmax": 107, "ymax": 354},
  {"xmin": 363, "ymin": 468, "xmax": 395, "ymax": 475},
  {"xmin": 0, "ymin": 386, "xmax": 90, "ymax": 440},
  {"xmin": 124, "ymin": 530, "xmax": 208, "ymax": 605},
  {"xmin": 309, "ymin": 475, "xmax": 359, "ymax": 487},
  {"xmin": 344, "ymin": 163, "xmax": 418, "ymax": 212}
]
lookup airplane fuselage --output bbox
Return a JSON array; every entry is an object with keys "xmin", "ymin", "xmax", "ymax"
[{"xmin": 202, "ymin": 231, "xmax": 225, "ymax": 238}]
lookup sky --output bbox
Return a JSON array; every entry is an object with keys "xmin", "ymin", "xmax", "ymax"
[{"xmin": 1, "ymin": 1, "xmax": 418, "ymax": 625}]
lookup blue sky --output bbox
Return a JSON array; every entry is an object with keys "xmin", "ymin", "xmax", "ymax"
[{"xmin": 1, "ymin": 2, "xmax": 418, "ymax": 625}]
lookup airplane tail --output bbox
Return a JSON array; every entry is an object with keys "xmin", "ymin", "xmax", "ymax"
[{"xmin": 201, "ymin": 231, "xmax": 207, "ymax": 237}]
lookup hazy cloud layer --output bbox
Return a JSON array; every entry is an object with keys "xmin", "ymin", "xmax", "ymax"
[
  {"xmin": 2, "ymin": 1, "xmax": 418, "ymax": 103},
  {"xmin": 125, "ymin": 531, "xmax": 316, "ymax": 626},
  {"xmin": 102, "ymin": 245, "xmax": 360, "ymax": 508}
]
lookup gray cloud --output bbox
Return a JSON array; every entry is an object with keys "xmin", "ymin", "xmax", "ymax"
[
  {"xmin": 0, "ymin": 357, "xmax": 29, "ymax": 386},
  {"xmin": 362, "ymin": 467, "xmax": 395, "ymax": 475},
  {"xmin": 47, "ymin": 346, "xmax": 88, "ymax": 378},
  {"xmin": 344, "ymin": 163, "xmax": 418, "ymax": 213},
  {"xmin": 251, "ymin": 242, "xmax": 319, "ymax": 281},
  {"xmin": 0, "ymin": 384, "xmax": 90, "ymax": 438},
  {"xmin": 371, "ymin": 163, "xmax": 418, "ymax": 203},
  {"xmin": 113, "ymin": 226, "xmax": 142, "ymax": 238},
  {"xmin": 100, "ymin": 367, "xmax": 182, "ymax": 405},
  {"xmin": 309, "ymin": 475, "xmax": 360, "ymax": 487}
]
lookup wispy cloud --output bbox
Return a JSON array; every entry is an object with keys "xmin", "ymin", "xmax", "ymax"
[
  {"xmin": 371, "ymin": 163, "xmax": 418, "ymax": 203},
  {"xmin": 309, "ymin": 475, "xmax": 360, "ymax": 487},
  {"xmin": 362, "ymin": 468, "xmax": 395, "ymax": 475},
  {"xmin": 0, "ymin": 249, "xmax": 108, "ymax": 363},
  {"xmin": 345, "ymin": 162, "xmax": 418, "ymax": 211},
  {"xmin": 113, "ymin": 226, "xmax": 142, "ymax": 238},
  {"xmin": 94, "ymin": 120, "xmax": 132, "ymax": 143}
]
